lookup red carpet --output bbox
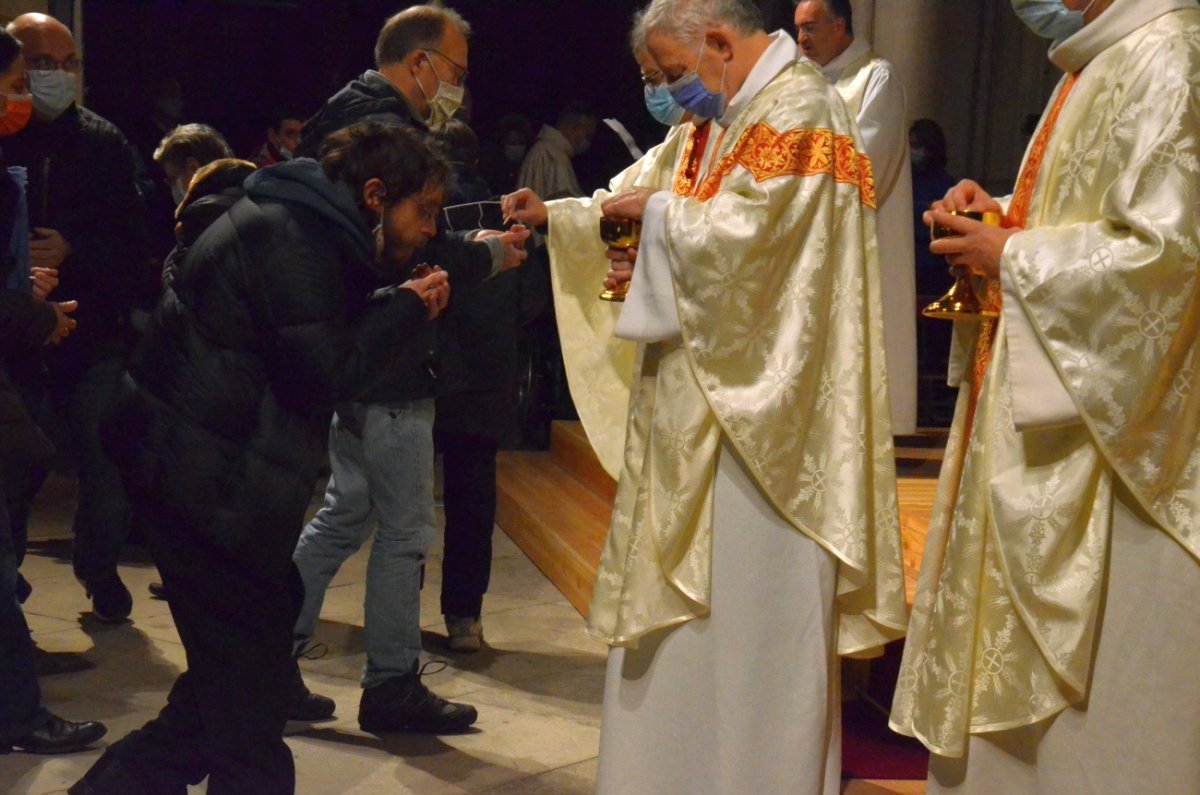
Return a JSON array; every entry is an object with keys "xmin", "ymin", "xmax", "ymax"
[{"xmin": 841, "ymin": 640, "xmax": 930, "ymax": 780}]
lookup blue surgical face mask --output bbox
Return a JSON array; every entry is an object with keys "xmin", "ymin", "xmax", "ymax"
[
  {"xmin": 667, "ymin": 38, "xmax": 726, "ymax": 121},
  {"xmin": 644, "ymin": 83, "xmax": 686, "ymax": 127},
  {"xmin": 1011, "ymin": 0, "xmax": 1095, "ymax": 42},
  {"xmin": 29, "ymin": 70, "xmax": 77, "ymax": 120}
]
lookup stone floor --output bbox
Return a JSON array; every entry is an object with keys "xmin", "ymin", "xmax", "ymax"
[{"xmin": 2, "ymin": 478, "xmax": 924, "ymax": 794}]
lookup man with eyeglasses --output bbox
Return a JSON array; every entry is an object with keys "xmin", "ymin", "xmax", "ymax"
[
  {"xmin": 4, "ymin": 13, "xmax": 147, "ymax": 625},
  {"xmin": 288, "ymin": 3, "xmax": 529, "ymax": 734}
]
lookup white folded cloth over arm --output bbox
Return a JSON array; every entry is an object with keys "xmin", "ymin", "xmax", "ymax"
[{"xmin": 1001, "ymin": 244, "xmax": 1081, "ymax": 431}]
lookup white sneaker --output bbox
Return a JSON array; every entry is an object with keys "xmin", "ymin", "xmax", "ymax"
[{"xmin": 445, "ymin": 616, "xmax": 483, "ymax": 652}]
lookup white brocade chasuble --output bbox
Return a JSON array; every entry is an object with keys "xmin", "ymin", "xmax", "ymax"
[
  {"xmin": 584, "ymin": 33, "xmax": 909, "ymax": 660},
  {"xmin": 821, "ymin": 38, "xmax": 918, "ymax": 434},
  {"xmin": 891, "ymin": 0, "xmax": 1200, "ymax": 762}
]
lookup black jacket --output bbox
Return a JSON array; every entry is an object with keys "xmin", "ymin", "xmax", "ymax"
[
  {"xmin": 4, "ymin": 104, "xmax": 149, "ymax": 385},
  {"xmin": 298, "ymin": 71, "xmax": 495, "ymax": 402},
  {"xmin": 0, "ymin": 163, "xmax": 56, "ymax": 465},
  {"xmin": 101, "ymin": 160, "xmax": 429, "ymax": 549}
]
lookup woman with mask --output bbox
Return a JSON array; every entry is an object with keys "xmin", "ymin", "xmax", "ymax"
[
  {"xmin": 892, "ymin": 1, "xmax": 1200, "ymax": 792},
  {"xmin": 0, "ymin": 26, "xmax": 103, "ymax": 756}
]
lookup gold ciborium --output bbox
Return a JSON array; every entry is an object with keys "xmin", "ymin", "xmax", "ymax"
[
  {"xmin": 922, "ymin": 210, "xmax": 1003, "ymax": 320},
  {"xmin": 599, "ymin": 217, "xmax": 641, "ymax": 302}
]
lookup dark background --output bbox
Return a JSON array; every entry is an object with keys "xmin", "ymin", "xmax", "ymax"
[{"xmin": 81, "ymin": 0, "xmax": 797, "ymax": 193}]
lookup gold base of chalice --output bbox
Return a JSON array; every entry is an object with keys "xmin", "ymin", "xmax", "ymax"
[
  {"xmin": 923, "ymin": 210, "xmax": 1003, "ymax": 320},
  {"xmin": 599, "ymin": 218, "xmax": 641, "ymax": 303}
]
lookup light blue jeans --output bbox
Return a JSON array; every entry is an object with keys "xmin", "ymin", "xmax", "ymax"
[{"xmin": 292, "ymin": 400, "xmax": 436, "ymax": 688}]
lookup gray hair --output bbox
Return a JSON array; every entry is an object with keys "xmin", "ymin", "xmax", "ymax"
[
  {"xmin": 629, "ymin": 8, "xmax": 648, "ymax": 57},
  {"xmin": 638, "ymin": 0, "xmax": 763, "ymax": 45}
]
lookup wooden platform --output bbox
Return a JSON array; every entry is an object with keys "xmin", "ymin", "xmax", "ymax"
[{"xmin": 497, "ymin": 422, "xmax": 942, "ymax": 616}]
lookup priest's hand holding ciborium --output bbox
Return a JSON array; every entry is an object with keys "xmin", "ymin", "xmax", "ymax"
[{"xmin": 923, "ymin": 182, "xmax": 1021, "ymax": 320}]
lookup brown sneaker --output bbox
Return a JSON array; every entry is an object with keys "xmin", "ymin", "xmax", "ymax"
[{"xmin": 445, "ymin": 616, "xmax": 483, "ymax": 653}]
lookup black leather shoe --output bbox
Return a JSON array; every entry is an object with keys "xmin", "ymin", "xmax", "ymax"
[
  {"xmin": 3, "ymin": 714, "xmax": 107, "ymax": 754},
  {"xmin": 86, "ymin": 576, "xmax": 132, "ymax": 623},
  {"xmin": 358, "ymin": 660, "xmax": 477, "ymax": 734}
]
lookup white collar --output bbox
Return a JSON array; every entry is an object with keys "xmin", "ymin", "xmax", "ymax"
[
  {"xmin": 719, "ymin": 31, "xmax": 798, "ymax": 128},
  {"xmin": 1050, "ymin": 0, "xmax": 1196, "ymax": 73},
  {"xmin": 818, "ymin": 36, "xmax": 871, "ymax": 81}
]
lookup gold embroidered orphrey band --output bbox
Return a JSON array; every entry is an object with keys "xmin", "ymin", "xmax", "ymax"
[{"xmin": 677, "ymin": 122, "xmax": 877, "ymax": 207}]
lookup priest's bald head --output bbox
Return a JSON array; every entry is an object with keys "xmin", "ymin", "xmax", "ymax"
[{"xmin": 637, "ymin": 0, "xmax": 772, "ymax": 114}]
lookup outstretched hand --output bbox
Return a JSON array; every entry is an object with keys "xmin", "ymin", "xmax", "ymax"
[
  {"xmin": 500, "ymin": 188, "xmax": 547, "ymax": 228},
  {"xmin": 478, "ymin": 225, "xmax": 532, "ymax": 271}
]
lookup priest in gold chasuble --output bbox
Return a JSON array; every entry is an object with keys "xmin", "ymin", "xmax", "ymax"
[
  {"xmin": 515, "ymin": 1, "xmax": 908, "ymax": 791},
  {"xmin": 890, "ymin": 1, "xmax": 1200, "ymax": 792}
]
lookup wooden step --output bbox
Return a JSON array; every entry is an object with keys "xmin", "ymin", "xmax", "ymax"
[
  {"xmin": 498, "ymin": 434, "xmax": 943, "ymax": 616},
  {"xmin": 496, "ymin": 450, "xmax": 612, "ymax": 616},
  {"xmin": 550, "ymin": 421, "xmax": 618, "ymax": 503}
]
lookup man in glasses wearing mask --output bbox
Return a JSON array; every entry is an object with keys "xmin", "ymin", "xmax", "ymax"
[
  {"xmin": 5, "ymin": 13, "xmax": 148, "ymax": 626},
  {"xmin": 289, "ymin": 2, "xmax": 528, "ymax": 734},
  {"xmin": 793, "ymin": 0, "xmax": 917, "ymax": 436},
  {"xmin": 892, "ymin": 1, "xmax": 1200, "ymax": 792},
  {"xmin": 511, "ymin": 1, "xmax": 907, "ymax": 791}
]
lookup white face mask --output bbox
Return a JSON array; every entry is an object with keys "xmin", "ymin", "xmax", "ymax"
[
  {"xmin": 417, "ymin": 51, "xmax": 464, "ymax": 129},
  {"xmin": 29, "ymin": 69, "xmax": 78, "ymax": 120}
]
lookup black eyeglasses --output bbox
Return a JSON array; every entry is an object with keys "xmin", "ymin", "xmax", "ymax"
[
  {"xmin": 423, "ymin": 49, "xmax": 468, "ymax": 85},
  {"xmin": 26, "ymin": 55, "xmax": 83, "ymax": 74},
  {"xmin": 641, "ymin": 69, "xmax": 666, "ymax": 88}
]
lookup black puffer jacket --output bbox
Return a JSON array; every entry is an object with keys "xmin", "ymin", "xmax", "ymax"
[
  {"xmin": 102, "ymin": 160, "xmax": 428, "ymax": 549},
  {"xmin": 4, "ymin": 104, "xmax": 149, "ymax": 384},
  {"xmin": 298, "ymin": 71, "xmax": 495, "ymax": 402}
]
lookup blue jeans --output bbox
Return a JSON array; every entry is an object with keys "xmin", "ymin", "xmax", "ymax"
[{"xmin": 292, "ymin": 401, "xmax": 436, "ymax": 688}]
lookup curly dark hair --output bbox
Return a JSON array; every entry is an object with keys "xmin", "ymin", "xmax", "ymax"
[{"xmin": 319, "ymin": 121, "xmax": 450, "ymax": 212}]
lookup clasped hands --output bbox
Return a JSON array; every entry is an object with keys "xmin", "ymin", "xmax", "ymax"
[
  {"xmin": 499, "ymin": 187, "xmax": 656, "ymax": 292},
  {"xmin": 926, "ymin": 180, "xmax": 1021, "ymax": 282}
]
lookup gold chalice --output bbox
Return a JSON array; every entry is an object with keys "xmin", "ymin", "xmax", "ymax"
[
  {"xmin": 922, "ymin": 210, "xmax": 1003, "ymax": 320},
  {"xmin": 599, "ymin": 217, "xmax": 641, "ymax": 302}
]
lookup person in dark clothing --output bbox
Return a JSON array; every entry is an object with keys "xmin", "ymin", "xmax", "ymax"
[
  {"xmin": 69, "ymin": 122, "xmax": 453, "ymax": 795},
  {"xmin": 289, "ymin": 3, "xmax": 529, "ymax": 733},
  {"xmin": 249, "ymin": 109, "xmax": 304, "ymax": 168},
  {"xmin": 909, "ymin": 118, "xmax": 957, "ymax": 426},
  {"xmin": 152, "ymin": 122, "xmax": 234, "ymax": 210},
  {"xmin": 144, "ymin": 157, "xmax": 258, "ymax": 603},
  {"xmin": 479, "ymin": 113, "xmax": 533, "ymax": 197},
  {"xmin": 7, "ymin": 13, "xmax": 150, "ymax": 623},
  {"xmin": 0, "ymin": 27, "xmax": 105, "ymax": 757},
  {"xmin": 160, "ymin": 156, "xmax": 256, "ymax": 290},
  {"xmin": 431, "ymin": 120, "xmax": 536, "ymax": 651}
]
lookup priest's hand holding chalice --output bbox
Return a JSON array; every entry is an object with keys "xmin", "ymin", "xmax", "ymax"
[
  {"xmin": 598, "ymin": 188, "xmax": 655, "ymax": 302},
  {"xmin": 924, "ymin": 179, "xmax": 1021, "ymax": 320}
]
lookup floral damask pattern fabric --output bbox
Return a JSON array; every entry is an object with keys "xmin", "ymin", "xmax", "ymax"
[
  {"xmin": 892, "ymin": 8, "xmax": 1200, "ymax": 757},
  {"xmin": 586, "ymin": 58, "xmax": 908, "ymax": 658},
  {"xmin": 545, "ymin": 126, "xmax": 692, "ymax": 479}
]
